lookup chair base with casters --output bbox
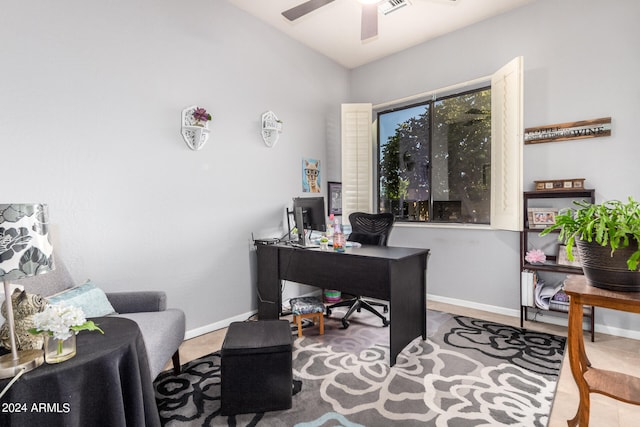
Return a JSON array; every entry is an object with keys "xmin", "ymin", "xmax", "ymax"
[{"xmin": 326, "ymin": 297, "xmax": 389, "ymax": 329}]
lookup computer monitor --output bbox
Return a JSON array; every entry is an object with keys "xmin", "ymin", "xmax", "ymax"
[{"xmin": 292, "ymin": 196, "xmax": 327, "ymax": 234}]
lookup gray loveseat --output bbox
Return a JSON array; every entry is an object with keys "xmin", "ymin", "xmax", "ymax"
[{"xmin": 20, "ymin": 259, "xmax": 186, "ymax": 379}]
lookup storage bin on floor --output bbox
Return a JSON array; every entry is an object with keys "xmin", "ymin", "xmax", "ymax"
[{"xmin": 220, "ymin": 320, "xmax": 293, "ymax": 415}]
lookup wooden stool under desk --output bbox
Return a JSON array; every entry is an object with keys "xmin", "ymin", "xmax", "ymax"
[
  {"xmin": 290, "ymin": 297, "xmax": 325, "ymax": 337},
  {"xmin": 564, "ymin": 275, "xmax": 640, "ymax": 426}
]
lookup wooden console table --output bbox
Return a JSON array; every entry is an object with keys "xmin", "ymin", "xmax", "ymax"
[{"xmin": 564, "ymin": 275, "xmax": 640, "ymax": 426}]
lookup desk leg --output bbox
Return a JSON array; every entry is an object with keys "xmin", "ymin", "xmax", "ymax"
[
  {"xmin": 567, "ymin": 299, "xmax": 590, "ymax": 427},
  {"xmin": 388, "ymin": 254, "xmax": 426, "ymax": 366},
  {"xmin": 421, "ymin": 265, "xmax": 427, "ymax": 341},
  {"xmin": 256, "ymin": 245, "xmax": 281, "ymax": 320}
]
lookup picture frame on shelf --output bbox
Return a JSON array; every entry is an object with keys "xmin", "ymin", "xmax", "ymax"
[
  {"xmin": 327, "ymin": 181, "xmax": 342, "ymax": 216},
  {"xmin": 528, "ymin": 208, "xmax": 559, "ymax": 228},
  {"xmin": 534, "ymin": 178, "xmax": 585, "ymax": 191},
  {"xmin": 557, "ymin": 244, "xmax": 582, "ymax": 267}
]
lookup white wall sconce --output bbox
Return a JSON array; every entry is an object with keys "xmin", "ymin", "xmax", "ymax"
[
  {"xmin": 181, "ymin": 105, "xmax": 211, "ymax": 150},
  {"xmin": 261, "ymin": 111, "xmax": 282, "ymax": 147}
]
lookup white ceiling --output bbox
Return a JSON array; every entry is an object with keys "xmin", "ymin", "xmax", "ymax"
[{"xmin": 225, "ymin": 0, "xmax": 537, "ymax": 69}]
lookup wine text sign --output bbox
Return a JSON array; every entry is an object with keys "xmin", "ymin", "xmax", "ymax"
[{"xmin": 524, "ymin": 117, "xmax": 611, "ymax": 145}]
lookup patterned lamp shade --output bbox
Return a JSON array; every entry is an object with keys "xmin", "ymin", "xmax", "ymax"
[
  {"xmin": 0, "ymin": 204, "xmax": 54, "ymax": 281},
  {"xmin": 0, "ymin": 203, "xmax": 54, "ymax": 378}
]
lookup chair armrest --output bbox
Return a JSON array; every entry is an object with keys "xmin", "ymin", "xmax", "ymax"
[{"xmin": 105, "ymin": 291, "xmax": 167, "ymax": 314}]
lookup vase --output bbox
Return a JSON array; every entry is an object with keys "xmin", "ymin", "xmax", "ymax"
[{"xmin": 44, "ymin": 334, "xmax": 76, "ymax": 364}]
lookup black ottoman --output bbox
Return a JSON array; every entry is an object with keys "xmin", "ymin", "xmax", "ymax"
[{"xmin": 220, "ymin": 320, "xmax": 293, "ymax": 415}]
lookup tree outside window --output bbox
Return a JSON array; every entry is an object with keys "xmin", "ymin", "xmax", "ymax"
[{"xmin": 378, "ymin": 88, "xmax": 491, "ymax": 224}]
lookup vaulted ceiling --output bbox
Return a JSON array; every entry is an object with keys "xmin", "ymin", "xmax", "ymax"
[{"xmin": 225, "ymin": 0, "xmax": 537, "ymax": 68}]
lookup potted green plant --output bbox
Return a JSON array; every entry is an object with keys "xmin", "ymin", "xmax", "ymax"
[{"xmin": 540, "ymin": 197, "xmax": 640, "ymax": 291}]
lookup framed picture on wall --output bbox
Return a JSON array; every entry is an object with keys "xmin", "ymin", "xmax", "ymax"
[
  {"xmin": 302, "ymin": 158, "xmax": 321, "ymax": 193},
  {"xmin": 328, "ymin": 181, "xmax": 342, "ymax": 216}
]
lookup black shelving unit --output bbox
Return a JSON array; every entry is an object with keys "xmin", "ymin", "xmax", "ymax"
[{"xmin": 520, "ymin": 189, "xmax": 596, "ymax": 341}]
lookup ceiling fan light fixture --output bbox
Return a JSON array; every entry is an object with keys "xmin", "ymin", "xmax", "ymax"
[{"xmin": 378, "ymin": 0, "xmax": 411, "ymax": 15}]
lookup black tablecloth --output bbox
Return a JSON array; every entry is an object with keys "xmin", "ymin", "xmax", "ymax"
[{"xmin": 0, "ymin": 317, "xmax": 160, "ymax": 427}]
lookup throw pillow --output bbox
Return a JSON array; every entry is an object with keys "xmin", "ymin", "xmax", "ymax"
[{"xmin": 47, "ymin": 282, "xmax": 116, "ymax": 318}]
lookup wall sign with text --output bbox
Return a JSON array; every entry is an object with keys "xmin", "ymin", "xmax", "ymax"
[{"xmin": 524, "ymin": 117, "xmax": 611, "ymax": 145}]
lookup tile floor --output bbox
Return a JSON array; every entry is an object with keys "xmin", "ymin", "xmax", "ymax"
[{"xmin": 170, "ymin": 300, "xmax": 640, "ymax": 426}]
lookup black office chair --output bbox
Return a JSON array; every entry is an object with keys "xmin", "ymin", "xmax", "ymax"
[{"xmin": 326, "ymin": 212, "xmax": 395, "ymax": 329}]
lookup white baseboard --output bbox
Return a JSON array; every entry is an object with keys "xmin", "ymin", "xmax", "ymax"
[
  {"xmin": 427, "ymin": 293, "xmax": 520, "ymax": 318},
  {"xmin": 186, "ymin": 293, "xmax": 640, "ymax": 342},
  {"xmin": 428, "ymin": 293, "xmax": 640, "ymax": 341},
  {"xmin": 184, "ymin": 310, "xmax": 257, "ymax": 340},
  {"xmin": 184, "ymin": 290, "xmax": 322, "ymax": 340}
]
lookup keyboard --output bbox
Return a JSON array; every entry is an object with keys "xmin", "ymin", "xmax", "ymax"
[{"xmin": 290, "ymin": 243, "xmax": 319, "ymax": 249}]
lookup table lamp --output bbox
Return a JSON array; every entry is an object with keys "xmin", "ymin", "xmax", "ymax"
[{"xmin": 0, "ymin": 204, "xmax": 54, "ymax": 379}]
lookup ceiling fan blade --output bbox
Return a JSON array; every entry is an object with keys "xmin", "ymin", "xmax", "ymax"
[
  {"xmin": 361, "ymin": 3, "xmax": 379, "ymax": 40},
  {"xmin": 282, "ymin": 0, "xmax": 335, "ymax": 21}
]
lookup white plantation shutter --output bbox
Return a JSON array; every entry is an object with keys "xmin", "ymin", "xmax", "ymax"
[
  {"xmin": 490, "ymin": 56, "xmax": 524, "ymax": 231},
  {"xmin": 341, "ymin": 103, "xmax": 373, "ymax": 221}
]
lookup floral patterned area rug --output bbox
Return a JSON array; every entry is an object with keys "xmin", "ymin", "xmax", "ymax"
[{"xmin": 154, "ymin": 310, "xmax": 566, "ymax": 426}]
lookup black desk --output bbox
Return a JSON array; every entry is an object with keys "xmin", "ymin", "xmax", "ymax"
[
  {"xmin": 0, "ymin": 317, "xmax": 160, "ymax": 427},
  {"xmin": 257, "ymin": 243, "xmax": 430, "ymax": 366}
]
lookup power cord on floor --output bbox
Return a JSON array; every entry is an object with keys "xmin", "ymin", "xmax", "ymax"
[
  {"xmin": 0, "ymin": 367, "xmax": 26, "ymax": 400},
  {"xmin": 530, "ymin": 308, "xmax": 542, "ymax": 322}
]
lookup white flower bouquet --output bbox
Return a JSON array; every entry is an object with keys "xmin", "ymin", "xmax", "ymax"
[{"xmin": 30, "ymin": 303, "xmax": 103, "ymax": 341}]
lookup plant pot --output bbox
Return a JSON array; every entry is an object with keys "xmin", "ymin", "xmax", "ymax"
[{"xmin": 576, "ymin": 238, "xmax": 640, "ymax": 292}]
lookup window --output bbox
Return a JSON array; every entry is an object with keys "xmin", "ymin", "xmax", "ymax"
[
  {"xmin": 341, "ymin": 57, "xmax": 523, "ymax": 231},
  {"xmin": 378, "ymin": 88, "xmax": 491, "ymax": 224}
]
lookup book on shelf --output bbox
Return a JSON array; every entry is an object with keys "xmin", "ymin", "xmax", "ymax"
[
  {"xmin": 549, "ymin": 289, "xmax": 569, "ymax": 312},
  {"xmin": 549, "ymin": 300, "xmax": 570, "ymax": 312},
  {"xmin": 534, "ymin": 280, "xmax": 564, "ymax": 310},
  {"xmin": 521, "ymin": 270, "xmax": 537, "ymax": 307},
  {"xmin": 549, "ymin": 289, "xmax": 570, "ymax": 312},
  {"xmin": 548, "ymin": 290, "xmax": 593, "ymax": 314},
  {"xmin": 552, "ymin": 289, "xmax": 569, "ymax": 302}
]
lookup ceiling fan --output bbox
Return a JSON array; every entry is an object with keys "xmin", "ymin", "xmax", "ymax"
[{"xmin": 282, "ymin": 0, "xmax": 408, "ymax": 41}]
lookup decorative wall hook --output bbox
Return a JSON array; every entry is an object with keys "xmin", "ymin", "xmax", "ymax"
[
  {"xmin": 181, "ymin": 106, "xmax": 211, "ymax": 150},
  {"xmin": 261, "ymin": 111, "xmax": 282, "ymax": 148}
]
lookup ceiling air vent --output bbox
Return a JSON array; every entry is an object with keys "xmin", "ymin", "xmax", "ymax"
[{"xmin": 378, "ymin": 0, "xmax": 411, "ymax": 15}]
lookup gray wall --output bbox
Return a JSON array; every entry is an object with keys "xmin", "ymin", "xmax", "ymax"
[
  {"xmin": 2, "ymin": 0, "xmax": 638, "ymax": 339},
  {"xmin": 349, "ymin": 0, "xmax": 639, "ymax": 336},
  {"xmin": 1, "ymin": 0, "xmax": 348, "ymax": 336}
]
